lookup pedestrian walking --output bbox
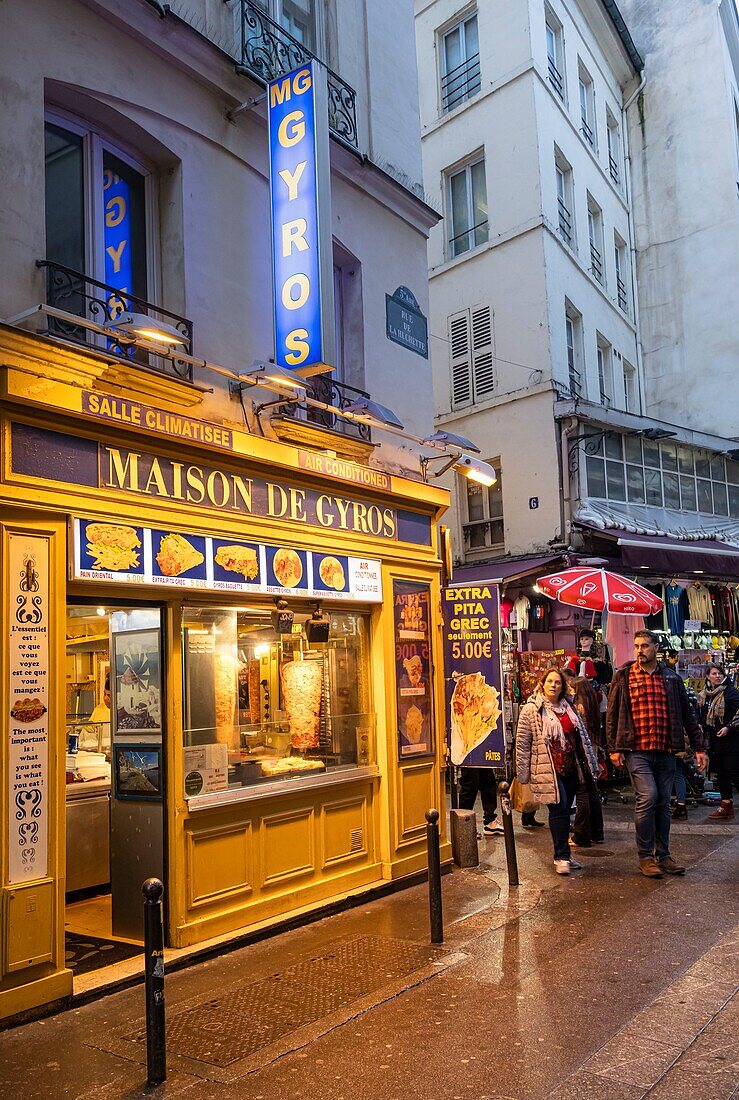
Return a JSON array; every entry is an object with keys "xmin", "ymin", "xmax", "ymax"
[
  {"xmin": 564, "ymin": 674, "xmax": 605, "ymax": 847},
  {"xmin": 458, "ymin": 768, "xmax": 504, "ymax": 835},
  {"xmin": 699, "ymin": 663, "xmax": 739, "ymax": 821},
  {"xmin": 515, "ymin": 667, "xmax": 600, "ymax": 875},
  {"xmin": 606, "ymin": 630, "xmax": 707, "ymax": 877}
]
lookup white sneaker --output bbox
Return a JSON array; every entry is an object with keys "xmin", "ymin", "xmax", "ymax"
[
  {"xmin": 569, "ymin": 858, "xmax": 584, "ymax": 869},
  {"xmin": 554, "ymin": 859, "xmax": 571, "ymax": 874},
  {"xmin": 483, "ymin": 819, "xmax": 505, "ymax": 836}
]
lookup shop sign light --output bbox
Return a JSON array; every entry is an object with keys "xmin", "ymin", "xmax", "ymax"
[{"xmin": 268, "ymin": 60, "xmax": 335, "ymax": 372}]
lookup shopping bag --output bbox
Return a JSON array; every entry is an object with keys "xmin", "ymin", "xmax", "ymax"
[{"xmin": 509, "ymin": 777, "xmax": 539, "ymax": 814}]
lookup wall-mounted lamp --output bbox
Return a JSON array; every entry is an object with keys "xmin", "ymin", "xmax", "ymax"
[
  {"xmin": 240, "ymin": 360, "xmax": 313, "ymax": 398},
  {"xmin": 421, "ymin": 452, "xmax": 497, "ymax": 487},
  {"xmin": 341, "ymin": 397, "xmax": 404, "ymax": 430},
  {"xmin": 421, "ymin": 429, "xmax": 481, "ymax": 454},
  {"xmin": 640, "ymin": 428, "xmax": 677, "ymax": 441},
  {"xmin": 107, "ymin": 312, "xmax": 187, "ymax": 347}
]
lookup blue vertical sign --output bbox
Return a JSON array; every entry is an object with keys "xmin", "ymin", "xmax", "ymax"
[
  {"xmin": 103, "ymin": 167, "xmax": 132, "ymax": 317},
  {"xmin": 268, "ymin": 60, "xmax": 335, "ymax": 371},
  {"xmin": 443, "ymin": 584, "xmax": 505, "ymax": 768}
]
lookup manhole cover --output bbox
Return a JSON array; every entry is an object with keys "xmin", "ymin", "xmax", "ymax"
[{"xmin": 124, "ymin": 935, "xmax": 440, "ymax": 1067}]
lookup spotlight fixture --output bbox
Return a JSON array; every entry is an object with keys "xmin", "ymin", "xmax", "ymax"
[
  {"xmin": 342, "ymin": 397, "xmax": 404, "ymax": 429},
  {"xmin": 640, "ymin": 428, "xmax": 677, "ymax": 441},
  {"xmin": 453, "ymin": 454, "xmax": 497, "ymax": 486},
  {"xmin": 107, "ymin": 312, "xmax": 187, "ymax": 347},
  {"xmin": 421, "ymin": 429, "xmax": 481, "ymax": 454},
  {"xmin": 241, "ymin": 360, "xmax": 313, "ymax": 397},
  {"xmin": 271, "ymin": 597, "xmax": 294, "ymax": 634},
  {"xmin": 305, "ymin": 603, "xmax": 330, "ymax": 644}
]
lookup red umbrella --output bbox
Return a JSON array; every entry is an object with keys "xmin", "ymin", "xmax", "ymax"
[{"xmin": 537, "ymin": 567, "xmax": 663, "ymax": 616}]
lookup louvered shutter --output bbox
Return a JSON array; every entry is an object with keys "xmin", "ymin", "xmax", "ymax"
[
  {"xmin": 449, "ymin": 310, "xmax": 472, "ymax": 407},
  {"xmin": 471, "ymin": 305, "xmax": 495, "ymax": 400}
]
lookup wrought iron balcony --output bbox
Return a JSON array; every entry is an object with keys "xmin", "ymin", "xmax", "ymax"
[
  {"xmin": 448, "ymin": 218, "xmax": 489, "ymax": 259},
  {"xmin": 580, "ymin": 116, "xmax": 595, "ymax": 148},
  {"xmin": 441, "ymin": 52, "xmax": 481, "ymax": 112},
  {"xmin": 590, "ymin": 242, "xmax": 603, "ymax": 284},
  {"xmin": 547, "ymin": 57, "xmax": 564, "ymax": 98},
  {"xmin": 608, "ymin": 153, "xmax": 620, "ymax": 185},
  {"xmin": 616, "ymin": 274, "xmax": 629, "ymax": 313},
  {"xmin": 236, "ymin": 0, "xmax": 358, "ymax": 150},
  {"xmin": 557, "ymin": 198, "xmax": 572, "ymax": 245},
  {"xmin": 37, "ymin": 260, "xmax": 194, "ymax": 382},
  {"xmin": 283, "ymin": 373, "xmax": 372, "ymax": 442}
]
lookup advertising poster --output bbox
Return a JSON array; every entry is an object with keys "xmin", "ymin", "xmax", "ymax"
[
  {"xmin": 112, "ymin": 628, "xmax": 162, "ymax": 736},
  {"xmin": 443, "ymin": 584, "xmax": 504, "ymax": 768},
  {"xmin": 394, "ymin": 580, "xmax": 434, "ymax": 757},
  {"xmin": 7, "ymin": 533, "xmax": 50, "ymax": 882}
]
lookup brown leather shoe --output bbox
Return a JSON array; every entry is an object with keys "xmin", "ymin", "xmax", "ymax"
[
  {"xmin": 708, "ymin": 800, "xmax": 735, "ymax": 820},
  {"xmin": 658, "ymin": 857, "xmax": 686, "ymax": 875},
  {"xmin": 639, "ymin": 858, "xmax": 664, "ymax": 878}
]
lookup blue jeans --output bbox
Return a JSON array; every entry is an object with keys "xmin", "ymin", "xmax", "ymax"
[
  {"xmin": 625, "ymin": 751, "xmax": 676, "ymax": 861},
  {"xmin": 673, "ymin": 757, "xmax": 687, "ymax": 803},
  {"xmin": 548, "ymin": 772, "xmax": 578, "ymax": 860}
]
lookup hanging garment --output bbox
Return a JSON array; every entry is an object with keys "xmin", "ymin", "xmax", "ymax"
[
  {"xmin": 687, "ymin": 582, "xmax": 713, "ymax": 625},
  {"xmin": 528, "ymin": 600, "xmax": 551, "ymax": 633},
  {"xmin": 664, "ymin": 583, "xmax": 688, "ymax": 636},
  {"xmin": 514, "ymin": 594, "xmax": 531, "ymax": 631},
  {"xmin": 606, "ymin": 613, "xmax": 645, "ymax": 669},
  {"xmin": 500, "ymin": 597, "xmax": 514, "ymax": 628},
  {"xmin": 644, "ymin": 584, "xmax": 665, "ymax": 632}
]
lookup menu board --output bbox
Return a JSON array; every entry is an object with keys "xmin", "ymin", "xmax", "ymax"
[
  {"xmin": 72, "ymin": 518, "xmax": 382, "ymax": 602},
  {"xmin": 394, "ymin": 580, "xmax": 434, "ymax": 757}
]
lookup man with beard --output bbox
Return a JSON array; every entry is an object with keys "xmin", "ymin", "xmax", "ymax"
[{"xmin": 607, "ymin": 630, "xmax": 707, "ymax": 877}]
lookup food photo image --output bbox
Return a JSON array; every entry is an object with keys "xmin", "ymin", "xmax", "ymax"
[
  {"xmin": 316, "ymin": 554, "xmax": 347, "ymax": 592},
  {"xmin": 269, "ymin": 546, "xmax": 305, "ymax": 588},
  {"xmin": 213, "ymin": 540, "xmax": 260, "ymax": 582},
  {"xmin": 82, "ymin": 520, "xmax": 143, "ymax": 573},
  {"xmin": 10, "ymin": 695, "xmax": 47, "ymax": 724},
  {"xmin": 113, "ymin": 629, "xmax": 162, "ymax": 734},
  {"xmin": 450, "ymin": 671, "xmax": 501, "ymax": 763},
  {"xmin": 152, "ymin": 530, "xmax": 206, "ymax": 578}
]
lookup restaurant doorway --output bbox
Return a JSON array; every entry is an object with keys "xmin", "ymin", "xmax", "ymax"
[{"xmin": 64, "ymin": 603, "xmax": 165, "ymax": 975}]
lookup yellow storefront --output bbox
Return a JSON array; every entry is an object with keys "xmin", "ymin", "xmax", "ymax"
[{"xmin": 0, "ymin": 327, "xmax": 450, "ymax": 1023}]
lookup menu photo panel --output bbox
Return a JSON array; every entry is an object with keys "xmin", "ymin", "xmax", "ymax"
[{"xmin": 394, "ymin": 580, "xmax": 434, "ymax": 758}]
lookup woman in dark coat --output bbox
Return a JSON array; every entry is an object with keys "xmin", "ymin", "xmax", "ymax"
[
  {"xmin": 699, "ymin": 664, "xmax": 739, "ymax": 821},
  {"xmin": 565, "ymin": 674, "xmax": 605, "ymax": 846}
]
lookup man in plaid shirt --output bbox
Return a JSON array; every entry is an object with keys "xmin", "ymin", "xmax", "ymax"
[{"xmin": 607, "ymin": 630, "xmax": 707, "ymax": 877}]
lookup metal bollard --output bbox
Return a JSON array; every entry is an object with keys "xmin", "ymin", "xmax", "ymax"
[
  {"xmin": 142, "ymin": 877, "xmax": 167, "ymax": 1086},
  {"xmin": 498, "ymin": 782, "xmax": 520, "ymax": 887},
  {"xmin": 425, "ymin": 808, "xmax": 444, "ymax": 944}
]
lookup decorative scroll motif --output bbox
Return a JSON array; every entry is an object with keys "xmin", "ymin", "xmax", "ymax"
[
  {"xmin": 38, "ymin": 259, "xmax": 194, "ymax": 382},
  {"xmin": 287, "ymin": 374, "xmax": 372, "ymax": 441},
  {"xmin": 16, "ymin": 555, "xmax": 43, "ymax": 624},
  {"xmin": 238, "ymin": 1, "xmax": 358, "ymax": 150}
]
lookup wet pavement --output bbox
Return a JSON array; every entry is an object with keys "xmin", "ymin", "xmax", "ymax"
[{"xmin": 1, "ymin": 801, "xmax": 737, "ymax": 1100}]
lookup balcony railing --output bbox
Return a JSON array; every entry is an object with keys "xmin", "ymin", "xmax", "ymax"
[
  {"xmin": 580, "ymin": 116, "xmax": 595, "ymax": 147},
  {"xmin": 441, "ymin": 52, "xmax": 481, "ymax": 112},
  {"xmin": 548, "ymin": 56, "xmax": 564, "ymax": 98},
  {"xmin": 568, "ymin": 363, "xmax": 583, "ymax": 399},
  {"xmin": 608, "ymin": 153, "xmax": 620, "ymax": 185},
  {"xmin": 284, "ymin": 373, "xmax": 372, "ymax": 442},
  {"xmin": 448, "ymin": 218, "xmax": 489, "ymax": 258},
  {"xmin": 236, "ymin": 0, "xmax": 358, "ymax": 150},
  {"xmin": 617, "ymin": 274, "xmax": 629, "ymax": 313},
  {"xmin": 590, "ymin": 242, "xmax": 603, "ymax": 284},
  {"xmin": 557, "ymin": 198, "xmax": 572, "ymax": 244},
  {"xmin": 37, "ymin": 260, "xmax": 194, "ymax": 382}
]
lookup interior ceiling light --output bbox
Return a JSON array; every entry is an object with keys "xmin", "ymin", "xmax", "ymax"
[
  {"xmin": 241, "ymin": 360, "xmax": 313, "ymax": 396},
  {"xmin": 342, "ymin": 397, "xmax": 404, "ymax": 429},
  {"xmin": 107, "ymin": 312, "xmax": 187, "ymax": 347},
  {"xmin": 421, "ymin": 429, "xmax": 481, "ymax": 454}
]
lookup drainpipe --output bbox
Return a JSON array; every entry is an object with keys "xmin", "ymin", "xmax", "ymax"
[{"xmin": 621, "ymin": 72, "xmax": 647, "ymax": 413}]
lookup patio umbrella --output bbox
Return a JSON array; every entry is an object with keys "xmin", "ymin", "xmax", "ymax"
[{"xmin": 537, "ymin": 567, "xmax": 663, "ymax": 616}]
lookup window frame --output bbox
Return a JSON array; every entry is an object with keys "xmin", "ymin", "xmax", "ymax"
[
  {"xmin": 461, "ymin": 456, "xmax": 504, "ymax": 553},
  {"xmin": 587, "ymin": 194, "xmax": 604, "ymax": 285},
  {"xmin": 545, "ymin": 6, "xmax": 566, "ymax": 101},
  {"xmin": 252, "ymin": 0, "xmax": 324, "ymax": 58},
  {"xmin": 445, "ymin": 154, "xmax": 489, "ymax": 259},
  {"xmin": 606, "ymin": 108, "xmax": 621, "ymax": 186},
  {"xmin": 578, "ymin": 61, "xmax": 597, "ymax": 150},
  {"xmin": 564, "ymin": 301, "xmax": 584, "ymax": 398},
  {"xmin": 596, "ymin": 337, "xmax": 613, "ymax": 406},
  {"xmin": 439, "ymin": 9, "xmax": 481, "ymax": 113},
  {"xmin": 448, "ymin": 304, "xmax": 495, "ymax": 409},
  {"xmin": 555, "ymin": 147, "xmax": 575, "ymax": 248},
  {"xmin": 614, "ymin": 232, "xmax": 629, "ymax": 315}
]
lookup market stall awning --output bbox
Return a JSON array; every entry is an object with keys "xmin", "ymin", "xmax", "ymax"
[
  {"xmin": 450, "ymin": 553, "xmax": 564, "ymax": 587},
  {"xmin": 580, "ymin": 527, "xmax": 739, "ymax": 578}
]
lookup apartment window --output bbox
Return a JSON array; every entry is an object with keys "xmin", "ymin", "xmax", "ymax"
[
  {"xmin": 596, "ymin": 337, "xmax": 613, "ymax": 405},
  {"xmin": 587, "ymin": 196, "xmax": 604, "ymax": 285},
  {"xmin": 623, "ymin": 359, "xmax": 638, "ymax": 412},
  {"xmin": 614, "ymin": 233, "xmax": 629, "ymax": 313},
  {"xmin": 578, "ymin": 62, "xmax": 596, "ymax": 149},
  {"xmin": 441, "ymin": 12, "xmax": 481, "ymax": 112},
  {"xmin": 44, "ymin": 116, "xmax": 150, "ymax": 304},
  {"xmin": 463, "ymin": 458, "xmax": 503, "ymax": 550},
  {"xmin": 545, "ymin": 7, "xmax": 565, "ymax": 100},
  {"xmin": 606, "ymin": 110, "xmax": 621, "ymax": 185},
  {"xmin": 555, "ymin": 149, "xmax": 574, "ymax": 246},
  {"xmin": 447, "ymin": 157, "xmax": 488, "ymax": 257},
  {"xmin": 448, "ymin": 304, "xmax": 495, "ymax": 407},
  {"xmin": 254, "ymin": 0, "xmax": 320, "ymax": 54},
  {"xmin": 585, "ymin": 435, "xmax": 739, "ymax": 517},
  {"xmin": 564, "ymin": 303, "xmax": 584, "ymax": 398}
]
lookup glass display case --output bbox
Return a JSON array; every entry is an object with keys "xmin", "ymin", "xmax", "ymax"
[{"xmin": 181, "ymin": 605, "xmax": 375, "ymax": 793}]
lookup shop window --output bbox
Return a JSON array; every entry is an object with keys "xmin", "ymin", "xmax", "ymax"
[
  {"xmin": 440, "ymin": 11, "xmax": 481, "ymax": 112},
  {"xmin": 462, "ymin": 457, "xmax": 503, "ymax": 552},
  {"xmin": 446, "ymin": 155, "xmax": 488, "ymax": 258},
  {"xmin": 448, "ymin": 304, "xmax": 495, "ymax": 407},
  {"xmin": 181, "ymin": 606, "xmax": 374, "ymax": 794},
  {"xmin": 44, "ymin": 116, "xmax": 151, "ymax": 305}
]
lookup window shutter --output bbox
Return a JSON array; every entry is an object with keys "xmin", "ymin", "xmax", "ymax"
[
  {"xmin": 471, "ymin": 305, "xmax": 495, "ymax": 399},
  {"xmin": 449, "ymin": 310, "xmax": 472, "ymax": 407}
]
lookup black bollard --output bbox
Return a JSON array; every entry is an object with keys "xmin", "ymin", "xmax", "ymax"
[
  {"xmin": 498, "ymin": 782, "xmax": 520, "ymax": 887},
  {"xmin": 142, "ymin": 877, "xmax": 166, "ymax": 1086},
  {"xmin": 425, "ymin": 808, "xmax": 444, "ymax": 944}
]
